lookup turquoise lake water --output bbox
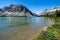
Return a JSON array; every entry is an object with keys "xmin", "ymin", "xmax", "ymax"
[{"xmin": 0, "ymin": 17, "xmax": 54, "ymax": 40}]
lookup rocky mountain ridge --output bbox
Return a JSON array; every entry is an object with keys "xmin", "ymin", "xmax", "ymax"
[{"xmin": 0, "ymin": 4, "xmax": 37, "ymax": 17}]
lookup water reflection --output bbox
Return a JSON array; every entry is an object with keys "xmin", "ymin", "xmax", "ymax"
[
  {"xmin": 0, "ymin": 17, "xmax": 29, "ymax": 27},
  {"xmin": 0, "ymin": 17, "xmax": 55, "ymax": 29},
  {"xmin": 46, "ymin": 17, "xmax": 60, "ymax": 24}
]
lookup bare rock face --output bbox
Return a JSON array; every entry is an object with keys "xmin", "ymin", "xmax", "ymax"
[{"xmin": 0, "ymin": 4, "xmax": 34, "ymax": 17}]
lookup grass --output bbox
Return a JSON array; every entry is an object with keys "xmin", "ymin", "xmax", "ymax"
[{"xmin": 33, "ymin": 24, "xmax": 60, "ymax": 40}]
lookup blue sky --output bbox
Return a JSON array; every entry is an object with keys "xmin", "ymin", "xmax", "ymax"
[{"xmin": 0, "ymin": 0, "xmax": 60, "ymax": 13}]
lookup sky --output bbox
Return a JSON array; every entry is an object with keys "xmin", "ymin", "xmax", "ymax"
[{"xmin": 0, "ymin": 0, "xmax": 60, "ymax": 14}]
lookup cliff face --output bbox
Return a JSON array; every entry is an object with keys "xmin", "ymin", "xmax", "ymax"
[{"xmin": 0, "ymin": 4, "xmax": 34, "ymax": 16}]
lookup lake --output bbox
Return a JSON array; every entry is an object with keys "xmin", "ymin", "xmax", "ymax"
[{"xmin": 0, "ymin": 17, "xmax": 55, "ymax": 40}]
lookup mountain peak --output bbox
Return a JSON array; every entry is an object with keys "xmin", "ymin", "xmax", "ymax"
[
  {"xmin": 0, "ymin": 4, "xmax": 35, "ymax": 16},
  {"xmin": 40, "ymin": 6, "xmax": 60, "ymax": 15},
  {"xmin": 52, "ymin": 6, "xmax": 60, "ymax": 9}
]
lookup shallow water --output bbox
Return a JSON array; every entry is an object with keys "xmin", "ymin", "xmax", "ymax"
[{"xmin": 0, "ymin": 17, "xmax": 54, "ymax": 40}]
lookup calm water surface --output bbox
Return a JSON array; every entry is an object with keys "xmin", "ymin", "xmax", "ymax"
[{"xmin": 0, "ymin": 17, "xmax": 54, "ymax": 40}]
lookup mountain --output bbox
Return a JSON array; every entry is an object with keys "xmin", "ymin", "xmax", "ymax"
[
  {"xmin": 0, "ymin": 4, "xmax": 36, "ymax": 17},
  {"xmin": 40, "ymin": 6, "xmax": 60, "ymax": 16}
]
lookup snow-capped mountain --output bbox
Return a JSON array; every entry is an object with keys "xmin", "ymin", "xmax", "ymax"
[{"xmin": 40, "ymin": 6, "xmax": 60, "ymax": 15}]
